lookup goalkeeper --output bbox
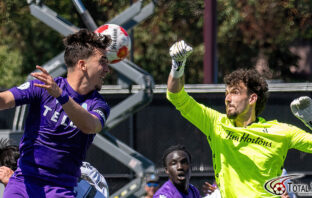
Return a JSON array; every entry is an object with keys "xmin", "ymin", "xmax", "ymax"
[{"xmin": 167, "ymin": 40, "xmax": 312, "ymax": 197}]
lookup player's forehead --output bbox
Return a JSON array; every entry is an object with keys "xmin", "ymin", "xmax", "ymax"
[
  {"xmin": 225, "ymin": 81, "xmax": 247, "ymax": 92},
  {"xmin": 93, "ymin": 48, "xmax": 108, "ymax": 62},
  {"xmin": 166, "ymin": 150, "xmax": 189, "ymax": 163}
]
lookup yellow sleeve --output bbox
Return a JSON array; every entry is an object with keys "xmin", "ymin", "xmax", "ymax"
[
  {"xmin": 288, "ymin": 125, "xmax": 312, "ymax": 153},
  {"xmin": 166, "ymin": 87, "xmax": 221, "ymax": 137}
]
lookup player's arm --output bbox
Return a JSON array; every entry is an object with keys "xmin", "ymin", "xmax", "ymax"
[
  {"xmin": 0, "ymin": 91, "xmax": 15, "ymax": 110},
  {"xmin": 167, "ymin": 40, "xmax": 193, "ymax": 93},
  {"xmin": 31, "ymin": 65, "xmax": 103, "ymax": 134},
  {"xmin": 166, "ymin": 41, "xmax": 220, "ymax": 136},
  {"xmin": 62, "ymin": 98, "xmax": 103, "ymax": 134}
]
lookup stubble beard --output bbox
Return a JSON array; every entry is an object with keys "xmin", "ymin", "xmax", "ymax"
[
  {"xmin": 227, "ymin": 112, "xmax": 238, "ymax": 119},
  {"xmin": 226, "ymin": 107, "xmax": 238, "ymax": 119}
]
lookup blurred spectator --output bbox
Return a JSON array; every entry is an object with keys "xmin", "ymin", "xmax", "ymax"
[
  {"xmin": 141, "ymin": 174, "xmax": 160, "ymax": 198},
  {"xmin": 0, "ymin": 138, "xmax": 19, "ymax": 186}
]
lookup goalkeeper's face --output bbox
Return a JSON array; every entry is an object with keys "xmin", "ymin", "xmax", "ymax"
[{"xmin": 225, "ymin": 82, "xmax": 254, "ymax": 120}]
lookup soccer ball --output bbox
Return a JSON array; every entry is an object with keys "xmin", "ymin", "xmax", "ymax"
[{"xmin": 95, "ymin": 24, "xmax": 131, "ymax": 64}]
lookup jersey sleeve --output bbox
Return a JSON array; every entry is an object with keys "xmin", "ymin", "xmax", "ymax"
[
  {"xmin": 287, "ymin": 124, "xmax": 312, "ymax": 153},
  {"xmin": 166, "ymin": 87, "xmax": 222, "ymax": 137},
  {"xmin": 9, "ymin": 80, "xmax": 44, "ymax": 106},
  {"xmin": 89, "ymin": 97, "xmax": 110, "ymax": 128}
]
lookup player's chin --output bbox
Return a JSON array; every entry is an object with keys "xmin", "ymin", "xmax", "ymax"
[
  {"xmin": 227, "ymin": 112, "xmax": 238, "ymax": 119},
  {"xmin": 174, "ymin": 178, "xmax": 187, "ymax": 188}
]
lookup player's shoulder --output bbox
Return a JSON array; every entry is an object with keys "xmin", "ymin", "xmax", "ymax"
[
  {"xmin": 153, "ymin": 181, "xmax": 175, "ymax": 198},
  {"xmin": 189, "ymin": 183, "xmax": 201, "ymax": 197},
  {"xmin": 54, "ymin": 76, "xmax": 64, "ymax": 84},
  {"xmin": 258, "ymin": 118, "xmax": 286, "ymax": 127},
  {"xmin": 154, "ymin": 195, "xmax": 171, "ymax": 198},
  {"xmin": 265, "ymin": 119, "xmax": 304, "ymax": 132}
]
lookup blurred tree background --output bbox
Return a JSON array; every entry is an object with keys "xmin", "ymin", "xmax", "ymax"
[{"xmin": 0, "ymin": 0, "xmax": 311, "ymax": 88}]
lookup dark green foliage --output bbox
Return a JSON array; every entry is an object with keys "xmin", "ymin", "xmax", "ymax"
[{"xmin": 0, "ymin": 0, "xmax": 311, "ymax": 88}]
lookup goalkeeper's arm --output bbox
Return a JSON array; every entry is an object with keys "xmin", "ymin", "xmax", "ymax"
[
  {"xmin": 290, "ymin": 96, "xmax": 312, "ymax": 131},
  {"xmin": 167, "ymin": 40, "xmax": 193, "ymax": 93}
]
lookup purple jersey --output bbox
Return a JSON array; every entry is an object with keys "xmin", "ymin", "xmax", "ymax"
[
  {"xmin": 153, "ymin": 180, "xmax": 201, "ymax": 198},
  {"xmin": 9, "ymin": 77, "xmax": 110, "ymax": 187}
]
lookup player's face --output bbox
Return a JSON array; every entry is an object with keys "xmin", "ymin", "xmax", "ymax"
[
  {"xmin": 165, "ymin": 150, "xmax": 190, "ymax": 191},
  {"xmin": 85, "ymin": 49, "xmax": 110, "ymax": 91},
  {"xmin": 225, "ymin": 81, "xmax": 252, "ymax": 119},
  {"xmin": 144, "ymin": 182, "xmax": 159, "ymax": 196}
]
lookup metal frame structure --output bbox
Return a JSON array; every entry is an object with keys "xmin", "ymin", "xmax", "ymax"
[{"xmin": 13, "ymin": 0, "xmax": 158, "ymax": 197}]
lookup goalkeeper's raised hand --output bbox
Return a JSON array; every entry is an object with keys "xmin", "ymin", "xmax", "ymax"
[
  {"xmin": 290, "ymin": 96, "xmax": 312, "ymax": 130},
  {"xmin": 169, "ymin": 40, "xmax": 193, "ymax": 78}
]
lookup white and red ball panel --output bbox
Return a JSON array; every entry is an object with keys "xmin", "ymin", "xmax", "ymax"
[{"xmin": 95, "ymin": 24, "xmax": 131, "ymax": 64}]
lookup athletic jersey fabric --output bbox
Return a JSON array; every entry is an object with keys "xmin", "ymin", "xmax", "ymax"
[
  {"xmin": 79, "ymin": 161, "xmax": 109, "ymax": 197},
  {"xmin": 153, "ymin": 180, "xmax": 201, "ymax": 198},
  {"xmin": 167, "ymin": 87, "xmax": 312, "ymax": 198},
  {"xmin": 9, "ymin": 77, "xmax": 110, "ymax": 187}
]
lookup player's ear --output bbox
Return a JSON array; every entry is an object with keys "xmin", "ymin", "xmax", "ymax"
[
  {"xmin": 165, "ymin": 167, "xmax": 169, "ymax": 175},
  {"xmin": 249, "ymin": 93, "xmax": 257, "ymax": 105},
  {"xmin": 77, "ymin": 60, "xmax": 87, "ymax": 71}
]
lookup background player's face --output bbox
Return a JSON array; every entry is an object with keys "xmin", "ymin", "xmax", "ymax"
[
  {"xmin": 144, "ymin": 182, "xmax": 159, "ymax": 196},
  {"xmin": 85, "ymin": 49, "xmax": 110, "ymax": 91},
  {"xmin": 225, "ymin": 81, "xmax": 252, "ymax": 119},
  {"xmin": 165, "ymin": 150, "xmax": 190, "ymax": 190}
]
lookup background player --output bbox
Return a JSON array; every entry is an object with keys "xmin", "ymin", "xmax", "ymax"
[
  {"xmin": 0, "ymin": 29, "xmax": 111, "ymax": 197},
  {"xmin": 153, "ymin": 145, "xmax": 201, "ymax": 198},
  {"xmin": 166, "ymin": 40, "xmax": 312, "ymax": 197},
  {"xmin": 0, "ymin": 139, "xmax": 19, "ymax": 186}
]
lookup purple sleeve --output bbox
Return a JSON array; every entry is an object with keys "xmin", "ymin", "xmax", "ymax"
[
  {"xmin": 190, "ymin": 184, "xmax": 201, "ymax": 198},
  {"xmin": 9, "ymin": 80, "xmax": 44, "ymax": 106},
  {"xmin": 89, "ymin": 99, "xmax": 110, "ymax": 128}
]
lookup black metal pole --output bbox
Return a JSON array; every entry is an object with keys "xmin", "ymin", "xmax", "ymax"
[{"xmin": 203, "ymin": 0, "xmax": 218, "ymax": 84}]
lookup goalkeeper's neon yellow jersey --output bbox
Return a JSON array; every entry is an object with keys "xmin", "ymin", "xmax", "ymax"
[{"xmin": 167, "ymin": 88, "xmax": 312, "ymax": 198}]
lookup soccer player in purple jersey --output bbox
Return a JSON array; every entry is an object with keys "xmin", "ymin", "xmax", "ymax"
[
  {"xmin": 153, "ymin": 145, "xmax": 201, "ymax": 198},
  {"xmin": 0, "ymin": 29, "xmax": 111, "ymax": 198}
]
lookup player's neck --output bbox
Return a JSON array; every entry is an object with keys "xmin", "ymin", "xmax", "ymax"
[
  {"xmin": 174, "ymin": 182, "xmax": 189, "ymax": 195},
  {"xmin": 66, "ymin": 75, "xmax": 91, "ymax": 95},
  {"xmin": 235, "ymin": 113, "xmax": 257, "ymax": 127}
]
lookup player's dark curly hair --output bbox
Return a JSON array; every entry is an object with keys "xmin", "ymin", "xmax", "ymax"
[
  {"xmin": 63, "ymin": 29, "xmax": 111, "ymax": 68},
  {"xmin": 224, "ymin": 68, "xmax": 269, "ymax": 116},
  {"xmin": 162, "ymin": 145, "xmax": 192, "ymax": 167},
  {"xmin": 0, "ymin": 138, "xmax": 19, "ymax": 171}
]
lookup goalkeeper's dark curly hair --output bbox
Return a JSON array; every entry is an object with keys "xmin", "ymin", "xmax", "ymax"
[
  {"xmin": 162, "ymin": 144, "xmax": 192, "ymax": 167},
  {"xmin": 63, "ymin": 29, "xmax": 111, "ymax": 68},
  {"xmin": 224, "ymin": 68, "xmax": 269, "ymax": 116},
  {"xmin": 0, "ymin": 138, "xmax": 19, "ymax": 171}
]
